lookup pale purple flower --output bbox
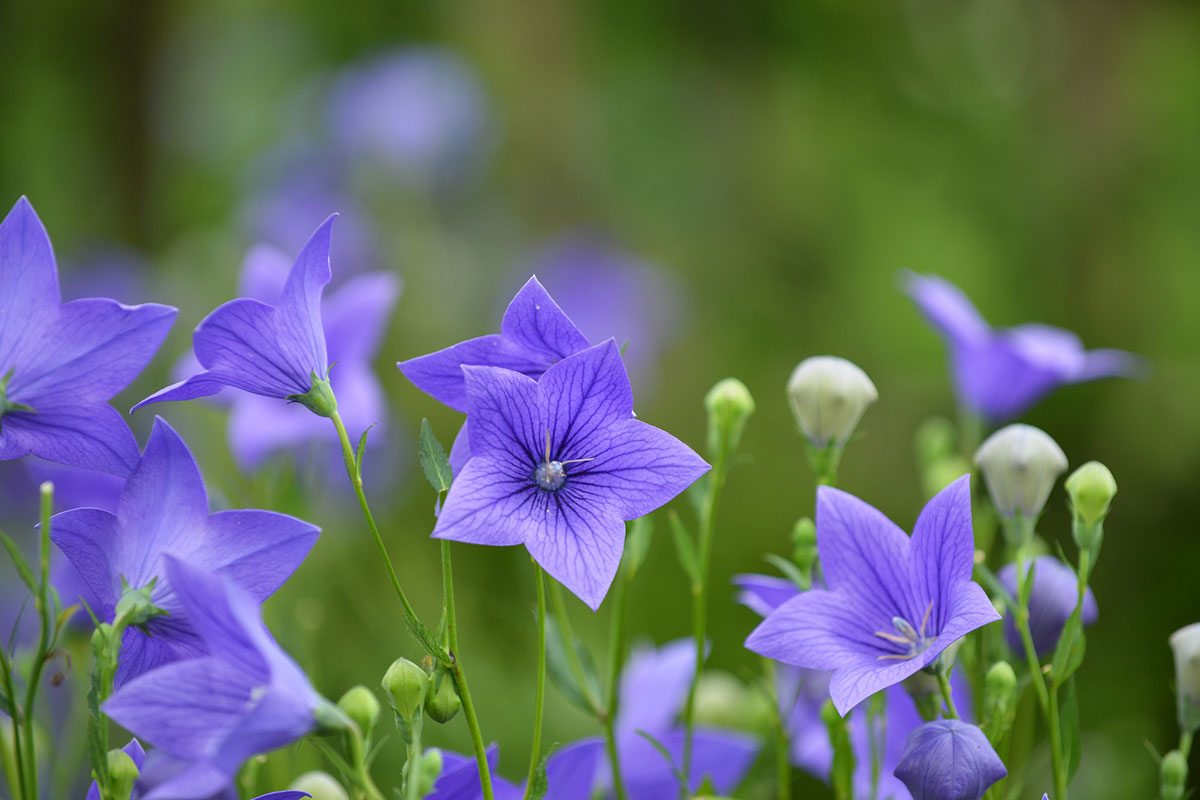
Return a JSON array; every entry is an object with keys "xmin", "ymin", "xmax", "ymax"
[
  {"xmin": 893, "ymin": 719, "xmax": 1006, "ymax": 800},
  {"xmin": 329, "ymin": 48, "xmax": 492, "ymax": 186},
  {"xmin": 431, "ymin": 340, "xmax": 709, "ymax": 609},
  {"xmin": 998, "ymin": 556, "xmax": 1098, "ymax": 658},
  {"xmin": 104, "ymin": 557, "xmax": 326, "ymax": 800},
  {"xmin": 746, "ymin": 475, "xmax": 1000, "ymax": 716},
  {"xmin": 0, "ymin": 197, "xmax": 177, "ymax": 475},
  {"xmin": 51, "ymin": 417, "xmax": 318, "ymax": 685},
  {"xmin": 136, "ymin": 216, "xmax": 348, "ymax": 413},
  {"xmin": 904, "ymin": 272, "xmax": 1143, "ymax": 421}
]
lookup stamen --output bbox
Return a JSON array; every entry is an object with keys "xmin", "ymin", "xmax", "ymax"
[
  {"xmin": 877, "ymin": 653, "xmax": 917, "ymax": 661},
  {"xmin": 892, "ymin": 616, "xmax": 919, "ymax": 642},
  {"xmin": 919, "ymin": 600, "xmax": 934, "ymax": 638},
  {"xmin": 873, "ymin": 631, "xmax": 914, "ymax": 646},
  {"xmin": 558, "ymin": 457, "xmax": 595, "ymax": 465}
]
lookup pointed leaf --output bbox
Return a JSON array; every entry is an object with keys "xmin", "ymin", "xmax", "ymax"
[
  {"xmin": 355, "ymin": 423, "xmax": 376, "ymax": 475},
  {"xmin": 623, "ymin": 516, "xmax": 654, "ymax": 579},
  {"xmin": 669, "ymin": 511, "xmax": 700, "ymax": 588},
  {"xmin": 418, "ymin": 419, "xmax": 454, "ymax": 494},
  {"xmin": 763, "ymin": 553, "xmax": 809, "ymax": 590},
  {"xmin": 1061, "ymin": 678, "xmax": 1082, "ymax": 781},
  {"xmin": 527, "ymin": 748, "xmax": 552, "ymax": 800},
  {"xmin": 0, "ymin": 528, "xmax": 36, "ymax": 595},
  {"xmin": 545, "ymin": 613, "xmax": 602, "ymax": 715},
  {"xmin": 634, "ymin": 729, "xmax": 687, "ymax": 794},
  {"xmin": 1050, "ymin": 609, "xmax": 1086, "ymax": 687}
]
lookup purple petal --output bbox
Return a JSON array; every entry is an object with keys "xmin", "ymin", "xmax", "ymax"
[
  {"xmin": 190, "ymin": 298, "xmax": 317, "ymax": 398},
  {"xmin": 539, "ymin": 340, "xmax": 633, "ymax": 459},
  {"xmin": 399, "ymin": 335, "xmax": 519, "ymax": 413},
  {"xmin": 931, "ymin": 581, "xmax": 1002, "ymax": 658},
  {"xmin": 252, "ymin": 794, "xmax": 310, "ymax": 800},
  {"xmin": 617, "ymin": 638, "xmax": 695, "ymax": 738},
  {"xmin": 998, "ymin": 556, "xmax": 1098, "ymax": 657},
  {"xmin": 746, "ymin": 588, "xmax": 891, "ymax": 674},
  {"xmin": 199, "ymin": 509, "xmax": 319, "ymax": 598},
  {"xmin": 324, "ymin": 271, "xmax": 400, "ymax": 364},
  {"xmin": 228, "ymin": 392, "xmax": 328, "ymax": 469},
  {"xmin": 0, "ymin": 403, "xmax": 139, "ymax": 475},
  {"xmin": 275, "ymin": 216, "xmax": 334, "ymax": 378},
  {"xmin": 566, "ymin": 418, "xmax": 709, "ymax": 520},
  {"xmin": 430, "ymin": 744, "xmax": 502, "ymax": 799},
  {"xmin": 618, "ymin": 729, "xmax": 758, "ymax": 798},
  {"xmin": 133, "ymin": 372, "xmax": 230, "ymax": 410},
  {"xmin": 448, "ymin": 419, "xmax": 472, "ymax": 475},
  {"xmin": 544, "ymin": 739, "xmax": 603, "ymax": 800},
  {"xmin": 137, "ymin": 753, "xmax": 236, "ymax": 800},
  {"xmin": 461, "ymin": 365, "xmax": 541, "ymax": 465},
  {"xmin": 909, "ymin": 475, "xmax": 975, "ymax": 634},
  {"xmin": 431, "ymin": 458, "xmax": 538, "ymax": 546},
  {"xmin": 48, "ymin": 507, "xmax": 121, "ymax": 610},
  {"xmin": 115, "ymin": 620, "xmax": 207, "ymax": 689},
  {"xmin": 950, "ymin": 337, "xmax": 1061, "ymax": 421},
  {"xmin": 0, "ymin": 197, "xmax": 60, "ymax": 369},
  {"xmin": 903, "ymin": 272, "xmax": 989, "ymax": 345},
  {"xmin": 733, "ymin": 573, "xmax": 801, "ymax": 618},
  {"xmin": 1075, "ymin": 347, "xmax": 1147, "ymax": 382},
  {"xmin": 524, "ymin": 495, "xmax": 626, "ymax": 611},
  {"xmin": 500, "ymin": 276, "xmax": 591, "ymax": 364}
]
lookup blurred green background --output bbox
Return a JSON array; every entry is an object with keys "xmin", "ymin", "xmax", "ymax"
[{"xmin": 2, "ymin": 0, "xmax": 1198, "ymax": 797}]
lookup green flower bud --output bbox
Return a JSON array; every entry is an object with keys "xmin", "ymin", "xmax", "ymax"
[
  {"xmin": 974, "ymin": 424, "xmax": 1067, "ymax": 530},
  {"xmin": 1170, "ymin": 623, "xmax": 1200, "ymax": 733},
  {"xmin": 417, "ymin": 748, "xmax": 445, "ymax": 796},
  {"xmin": 914, "ymin": 417, "xmax": 958, "ymax": 468},
  {"xmin": 704, "ymin": 378, "xmax": 756, "ymax": 457},
  {"xmin": 424, "ymin": 666, "xmax": 462, "ymax": 724},
  {"xmin": 693, "ymin": 671, "xmax": 772, "ymax": 733},
  {"xmin": 337, "ymin": 685, "xmax": 381, "ymax": 735},
  {"xmin": 791, "ymin": 517, "xmax": 818, "ymax": 580},
  {"xmin": 383, "ymin": 657, "xmax": 429, "ymax": 722},
  {"xmin": 106, "ymin": 746, "xmax": 141, "ymax": 800},
  {"xmin": 786, "ymin": 356, "xmax": 878, "ymax": 448},
  {"xmin": 982, "ymin": 661, "xmax": 1018, "ymax": 740},
  {"xmin": 289, "ymin": 771, "xmax": 351, "ymax": 800},
  {"xmin": 1065, "ymin": 461, "xmax": 1117, "ymax": 527},
  {"xmin": 289, "ymin": 372, "xmax": 338, "ymax": 418},
  {"xmin": 1161, "ymin": 749, "xmax": 1188, "ymax": 800}
]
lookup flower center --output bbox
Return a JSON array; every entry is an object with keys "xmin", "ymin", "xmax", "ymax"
[
  {"xmin": 0, "ymin": 368, "xmax": 34, "ymax": 429},
  {"xmin": 534, "ymin": 460, "xmax": 567, "ymax": 491},
  {"xmin": 874, "ymin": 600, "xmax": 935, "ymax": 661}
]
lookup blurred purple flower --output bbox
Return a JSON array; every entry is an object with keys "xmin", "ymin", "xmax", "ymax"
[
  {"xmin": 61, "ymin": 243, "xmax": 148, "ymax": 304},
  {"xmin": 429, "ymin": 747, "xmax": 521, "ymax": 800},
  {"xmin": 51, "ymin": 417, "xmax": 318, "ymax": 686},
  {"xmin": 329, "ymin": 48, "xmax": 492, "ymax": 186},
  {"xmin": 105, "ymin": 557, "xmax": 326, "ymax": 800},
  {"xmin": 998, "ymin": 555, "xmax": 1098, "ymax": 658},
  {"xmin": 893, "ymin": 719, "xmax": 1006, "ymax": 800},
  {"xmin": 0, "ymin": 197, "xmax": 177, "ymax": 475},
  {"xmin": 527, "ymin": 233, "xmax": 683, "ymax": 382},
  {"xmin": 746, "ymin": 476, "xmax": 999, "ymax": 716},
  {"xmin": 137, "ymin": 217, "xmax": 340, "ymax": 411},
  {"xmin": 904, "ymin": 272, "xmax": 1143, "ymax": 422},
  {"xmin": 431, "ymin": 341, "xmax": 709, "ymax": 610}
]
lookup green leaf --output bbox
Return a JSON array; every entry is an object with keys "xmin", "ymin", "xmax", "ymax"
[
  {"xmin": 526, "ymin": 748, "xmax": 552, "ymax": 800},
  {"xmin": 355, "ymin": 423, "xmax": 376, "ymax": 475},
  {"xmin": 1018, "ymin": 561, "xmax": 1037, "ymax": 610},
  {"xmin": 0, "ymin": 528, "xmax": 36, "ymax": 595},
  {"xmin": 1060, "ymin": 678, "xmax": 1082, "ymax": 781},
  {"xmin": 1049, "ymin": 609, "xmax": 1086, "ymax": 687},
  {"xmin": 634, "ymin": 729, "xmax": 687, "ymax": 793},
  {"xmin": 544, "ymin": 613, "xmax": 602, "ymax": 715},
  {"xmin": 669, "ymin": 511, "xmax": 700, "ymax": 588},
  {"xmin": 418, "ymin": 419, "xmax": 454, "ymax": 495},
  {"xmin": 623, "ymin": 516, "xmax": 654, "ymax": 579},
  {"xmin": 764, "ymin": 554, "xmax": 809, "ymax": 590}
]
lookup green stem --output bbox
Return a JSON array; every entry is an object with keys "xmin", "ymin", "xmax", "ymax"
[
  {"xmin": 1013, "ymin": 551, "xmax": 1066, "ymax": 800},
  {"xmin": 404, "ymin": 725, "xmax": 422, "ymax": 800},
  {"xmin": 937, "ymin": 670, "xmax": 961, "ymax": 720},
  {"xmin": 349, "ymin": 723, "xmax": 386, "ymax": 800},
  {"xmin": 18, "ymin": 483, "xmax": 55, "ymax": 800},
  {"xmin": 522, "ymin": 565, "xmax": 547, "ymax": 800},
  {"xmin": 762, "ymin": 659, "xmax": 791, "ymax": 800},
  {"xmin": 441, "ymin": 541, "xmax": 494, "ymax": 800},
  {"xmin": 681, "ymin": 447, "xmax": 730, "ymax": 787},
  {"xmin": 548, "ymin": 582, "xmax": 603, "ymax": 716},
  {"xmin": 1, "ymin": 649, "xmax": 24, "ymax": 800},
  {"xmin": 603, "ymin": 568, "xmax": 631, "ymax": 800}
]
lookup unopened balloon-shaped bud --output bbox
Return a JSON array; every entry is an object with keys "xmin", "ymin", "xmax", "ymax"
[
  {"xmin": 982, "ymin": 661, "xmax": 1017, "ymax": 739},
  {"xmin": 786, "ymin": 356, "xmax": 878, "ymax": 449},
  {"xmin": 424, "ymin": 666, "xmax": 462, "ymax": 723},
  {"xmin": 1161, "ymin": 749, "xmax": 1188, "ymax": 800},
  {"xmin": 290, "ymin": 771, "xmax": 351, "ymax": 800},
  {"xmin": 894, "ymin": 720, "xmax": 1007, "ymax": 800},
  {"xmin": 383, "ymin": 657, "xmax": 429, "ymax": 723},
  {"xmin": 975, "ymin": 424, "xmax": 1066, "ymax": 542},
  {"xmin": 694, "ymin": 671, "xmax": 772, "ymax": 732},
  {"xmin": 417, "ymin": 748, "xmax": 445, "ymax": 796},
  {"xmin": 338, "ymin": 685, "xmax": 381, "ymax": 735},
  {"xmin": 107, "ymin": 746, "xmax": 141, "ymax": 800},
  {"xmin": 1065, "ymin": 461, "xmax": 1116, "ymax": 550},
  {"xmin": 704, "ymin": 377, "xmax": 755, "ymax": 456},
  {"xmin": 1170, "ymin": 623, "xmax": 1200, "ymax": 733},
  {"xmin": 791, "ymin": 517, "xmax": 818, "ymax": 584}
]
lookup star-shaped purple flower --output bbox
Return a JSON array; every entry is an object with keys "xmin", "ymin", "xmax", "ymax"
[
  {"xmin": 103, "ymin": 557, "xmax": 326, "ymax": 800},
  {"xmin": 431, "ymin": 340, "xmax": 709, "ymax": 609},
  {"xmin": 746, "ymin": 475, "xmax": 1000, "ymax": 716},
  {"xmin": 135, "ymin": 216, "xmax": 340, "ymax": 413},
  {"xmin": 903, "ymin": 272, "xmax": 1143, "ymax": 421},
  {"xmin": 50, "ymin": 417, "xmax": 319, "ymax": 686},
  {"xmin": 0, "ymin": 197, "xmax": 177, "ymax": 475},
  {"xmin": 998, "ymin": 555, "xmax": 1098, "ymax": 658}
]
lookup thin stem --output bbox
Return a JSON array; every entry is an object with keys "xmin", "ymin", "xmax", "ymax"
[
  {"xmin": 404, "ymin": 725, "xmax": 422, "ymax": 800},
  {"xmin": 347, "ymin": 723, "xmax": 386, "ymax": 800},
  {"xmin": 19, "ymin": 483, "xmax": 55, "ymax": 800},
  {"xmin": 761, "ymin": 659, "xmax": 792, "ymax": 800},
  {"xmin": 603, "ymin": 569, "xmax": 631, "ymax": 800},
  {"xmin": 1, "ymin": 650, "xmax": 24, "ymax": 800},
  {"xmin": 548, "ymin": 582, "xmax": 603, "ymax": 716},
  {"xmin": 1047, "ymin": 684, "xmax": 1067, "ymax": 800},
  {"xmin": 1013, "ymin": 551, "xmax": 1066, "ymax": 800},
  {"xmin": 522, "ymin": 565, "xmax": 547, "ymax": 800},
  {"xmin": 441, "ymin": 541, "xmax": 494, "ymax": 800},
  {"xmin": 937, "ymin": 670, "xmax": 961, "ymax": 720}
]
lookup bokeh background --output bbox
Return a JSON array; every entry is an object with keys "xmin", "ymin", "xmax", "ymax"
[{"xmin": 1, "ymin": 0, "xmax": 1198, "ymax": 797}]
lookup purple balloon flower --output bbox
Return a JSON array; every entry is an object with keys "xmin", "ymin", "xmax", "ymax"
[
  {"xmin": 550, "ymin": 639, "xmax": 759, "ymax": 798},
  {"xmin": 220, "ymin": 244, "xmax": 399, "ymax": 470},
  {"xmin": 745, "ymin": 476, "xmax": 1000, "ymax": 716},
  {"xmin": 904, "ymin": 272, "xmax": 1143, "ymax": 422},
  {"xmin": 104, "ymin": 557, "xmax": 326, "ymax": 800},
  {"xmin": 0, "ymin": 197, "xmax": 177, "ymax": 475},
  {"xmin": 893, "ymin": 719, "xmax": 1007, "ymax": 800},
  {"xmin": 431, "ymin": 340, "xmax": 709, "ymax": 610},
  {"xmin": 136, "ymin": 217, "xmax": 340, "ymax": 412},
  {"xmin": 998, "ymin": 555, "xmax": 1098, "ymax": 658},
  {"xmin": 50, "ymin": 417, "xmax": 319, "ymax": 686}
]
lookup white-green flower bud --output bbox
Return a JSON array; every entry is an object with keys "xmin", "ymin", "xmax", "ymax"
[
  {"xmin": 107, "ymin": 747, "xmax": 140, "ymax": 800},
  {"xmin": 974, "ymin": 424, "xmax": 1067, "ymax": 523},
  {"xmin": 693, "ymin": 671, "xmax": 772, "ymax": 733},
  {"xmin": 1065, "ymin": 461, "xmax": 1117, "ymax": 527},
  {"xmin": 705, "ymin": 377, "xmax": 756, "ymax": 456},
  {"xmin": 786, "ymin": 356, "xmax": 878, "ymax": 448},
  {"xmin": 1169, "ymin": 623, "xmax": 1200, "ymax": 733},
  {"xmin": 383, "ymin": 657, "xmax": 429, "ymax": 722},
  {"xmin": 337, "ymin": 685, "xmax": 381, "ymax": 735},
  {"xmin": 1161, "ymin": 749, "xmax": 1188, "ymax": 800},
  {"xmin": 290, "ymin": 771, "xmax": 351, "ymax": 800},
  {"xmin": 424, "ymin": 666, "xmax": 462, "ymax": 724}
]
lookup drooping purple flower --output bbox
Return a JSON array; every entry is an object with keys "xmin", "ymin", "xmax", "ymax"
[
  {"xmin": 0, "ymin": 197, "xmax": 177, "ymax": 475},
  {"xmin": 50, "ymin": 417, "xmax": 319, "ymax": 685},
  {"xmin": 526, "ymin": 233, "xmax": 683, "ymax": 382},
  {"xmin": 329, "ymin": 47, "xmax": 492, "ymax": 186},
  {"xmin": 431, "ymin": 340, "xmax": 709, "ymax": 609},
  {"xmin": 903, "ymin": 272, "xmax": 1143, "ymax": 422},
  {"xmin": 550, "ymin": 639, "xmax": 759, "ymax": 799},
  {"xmin": 998, "ymin": 556, "xmax": 1098, "ymax": 658},
  {"xmin": 135, "ymin": 217, "xmax": 340, "ymax": 412},
  {"xmin": 745, "ymin": 476, "xmax": 1000, "ymax": 716},
  {"xmin": 893, "ymin": 719, "xmax": 1007, "ymax": 800},
  {"xmin": 218, "ymin": 244, "xmax": 398, "ymax": 470},
  {"xmin": 104, "ymin": 557, "xmax": 326, "ymax": 800}
]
